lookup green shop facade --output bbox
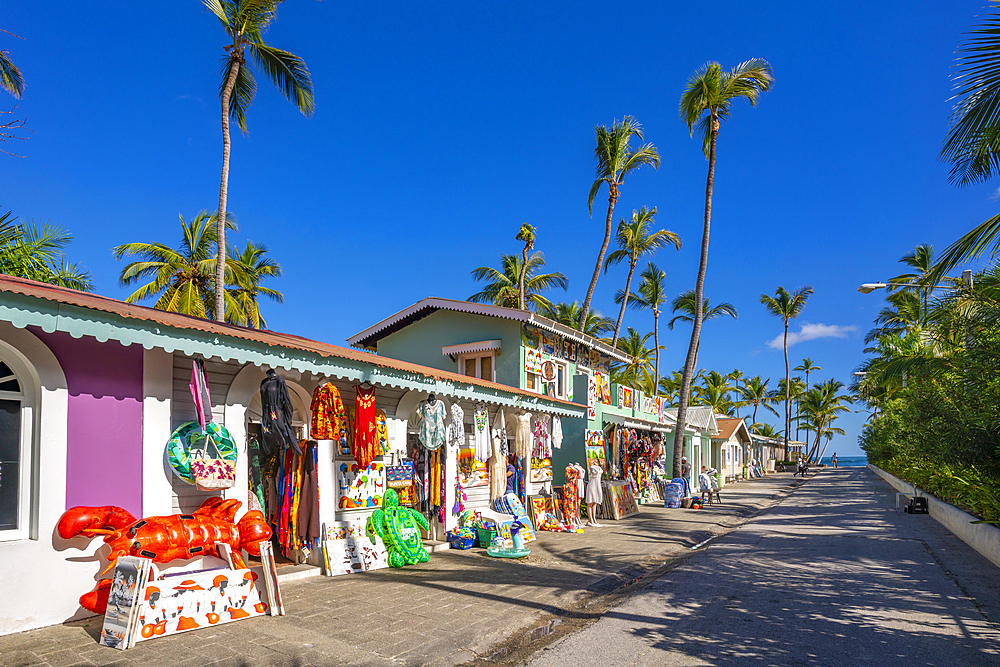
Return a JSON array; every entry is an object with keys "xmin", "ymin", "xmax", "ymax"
[{"xmin": 348, "ymin": 298, "xmax": 718, "ymax": 494}]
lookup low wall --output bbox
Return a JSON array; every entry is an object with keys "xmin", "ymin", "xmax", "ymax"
[{"xmin": 868, "ymin": 463, "xmax": 1000, "ymax": 570}]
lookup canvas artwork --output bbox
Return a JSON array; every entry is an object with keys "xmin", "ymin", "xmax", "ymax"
[
  {"xmin": 528, "ymin": 496, "xmax": 552, "ymax": 527},
  {"xmin": 590, "ymin": 349, "xmax": 600, "ymax": 368},
  {"xmin": 561, "ymin": 339, "xmax": 577, "ymax": 362},
  {"xmin": 338, "ymin": 461, "xmax": 386, "ymax": 509},
  {"xmin": 100, "ymin": 556, "xmax": 149, "ymax": 649},
  {"xmin": 525, "ymin": 348, "xmax": 543, "ymax": 374},
  {"xmin": 603, "ymin": 481, "xmax": 640, "ymax": 520},
  {"xmin": 131, "ymin": 566, "xmax": 270, "ymax": 644},
  {"xmin": 542, "ymin": 332, "xmax": 558, "ymax": 355},
  {"xmin": 551, "ymin": 486, "xmax": 565, "ymax": 521},
  {"xmin": 620, "ymin": 387, "xmax": 634, "ymax": 410},
  {"xmin": 458, "ymin": 448, "xmax": 489, "ymax": 487},
  {"xmin": 325, "ymin": 521, "xmax": 389, "ymax": 576},
  {"xmin": 587, "ymin": 375, "xmax": 597, "ymax": 419},
  {"xmin": 530, "ymin": 457, "xmax": 552, "ymax": 481},
  {"xmin": 599, "ymin": 373, "xmax": 611, "ymax": 404},
  {"xmin": 577, "ymin": 345, "xmax": 591, "ymax": 368},
  {"xmin": 522, "ymin": 326, "xmax": 541, "ymax": 350}
]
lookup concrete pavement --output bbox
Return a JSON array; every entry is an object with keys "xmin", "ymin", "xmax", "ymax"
[
  {"xmin": 524, "ymin": 467, "xmax": 1000, "ymax": 667},
  {"xmin": 0, "ymin": 473, "xmax": 798, "ymax": 667}
]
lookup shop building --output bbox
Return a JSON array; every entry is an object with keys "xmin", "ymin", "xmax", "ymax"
[
  {"xmin": 711, "ymin": 417, "xmax": 753, "ymax": 483},
  {"xmin": 0, "ymin": 276, "xmax": 581, "ymax": 636}
]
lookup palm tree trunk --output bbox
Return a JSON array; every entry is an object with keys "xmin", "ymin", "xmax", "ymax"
[
  {"xmin": 216, "ymin": 57, "xmax": 240, "ymax": 323},
  {"xmin": 672, "ymin": 114, "xmax": 718, "ymax": 479},
  {"xmin": 751, "ymin": 403, "xmax": 758, "ymax": 430},
  {"xmin": 783, "ymin": 320, "xmax": 790, "ymax": 458},
  {"xmin": 653, "ymin": 308, "xmax": 660, "ymax": 392},
  {"xmin": 518, "ymin": 246, "xmax": 528, "ymax": 310},
  {"xmin": 580, "ymin": 187, "xmax": 617, "ymax": 331},
  {"xmin": 611, "ymin": 259, "xmax": 636, "ymax": 346}
]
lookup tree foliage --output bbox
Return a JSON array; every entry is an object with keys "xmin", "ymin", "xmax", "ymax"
[{"xmin": 0, "ymin": 209, "xmax": 93, "ymax": 291}]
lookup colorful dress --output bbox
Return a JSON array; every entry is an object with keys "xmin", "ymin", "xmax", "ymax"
[
  {"xmin": 375, "ymin": 408, "xmax": 389, "ymax": 456},
  {"xmin": 563, "ymin": 464, "xmax": 583, "ymax": 525},
  {"xmin": 491, "ymin": 409, "xmax": 508, "ymax": 458},
  {"xmin": 551, "ymin": 417, "xmax": 563, "ymax": 450},
  {"xmin": 473, "ymin": 406, "xmax": 490, "ymax": 461},
  {"xmin": 353, "ymin": 384, "xmax": 378, "ymax": 469},
  {"xmin": 532, "ymin": 416, "xmax": 551, "ymax": 458},
  {"xmin": 310, "ymin": 382, "xmax": 347, "ymax": 441},
  {"xmin": 417, "ymin": 399, "xmax": 447, "ymax": 450}
]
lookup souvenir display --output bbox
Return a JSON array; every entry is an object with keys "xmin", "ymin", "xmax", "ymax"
[
  {"xmin": 260, "ymin": 369, "xmax": 299, "ymax": 455},
  {"xmin": 167, "ymin": 421, "xmax": 237, "ymax": 486},
  {"xmin": 366, "ymin": 489, "xmax": 430, "ymax": 567},
  {"xmin": 338, "ymin": 461, "xmax": 386, "ymax": 509},
  {"xmin": 562, "ymin": 464, "xmax": 584, "ymax": 527},
  {"xmin": 270, "ymin": 441, "xmax": 322, "ymax": 557},
  {"xmin": 415, "ymin": 397, "xmax": 447, "ymax": 450},
  {"xmin": 99, "ymin": 556, "xmax": 149, "ymax": 649},
  {"xmin": 561, "ymin": 339, "xmax": 577, "ymax": 362},
  {"xmin": 375, "ymin": 408, "xmax": 389, "ymax": 456},
  {"xmin": 532, "ymin": 415, "xmax": 551, "ymax": 458},
  {"xmin": 353, "ymin": 383, "xmax": 379, "ymax": 468},
  {"xmin": 530, "ymin": 457, "xmax": 552, "ymax": 482},
  {"xmin": 448, "ymin": 403, "xmax": 465, "ymax": 449},
  {"xmin": 525, "ymin": 348, "xmax": 543, "ymax": 374},
  {"xmin": 386, "ymin": 459, "xmax": 414, "ymax": 489},
  {"xmin": 541, "ymin": 332, "xmax": 558, "ymax": 355},
  {"xmin": 493, "ymin": 493, "xmax": 536, "ymax": 542},
  {"xmin": 188, "ymin": 359, "xmax": 212, "ymax": 428},
  {"xmin": 551, "ymin": 418, "xmax": 563, "ymax": 450},
  {"xmin": 601, "ymin": 480, "xmax": 640, "ymax": 520},
  {"xmin": 486, "ymin": 521, "xmax": 530, "ymax": 558},
  {"xmin": 58, "ymin": 498, "xmax": 271, "ymax": 614},
  {"xmin": 310, "ymin": 382, "xmax": 347, "ymax": 441},
  {"xmin": 577, "ymin": 346, "xmax": 591, "ymax": 369},
  {"xmin": 473, "ymin": 406, "xmax": 490, "ymax": 460},
  {"xmin": 587, "ymin": 375, "xmax": 597, "ymax": 419},
  {"xmin": 324, "ymin": 521, "xmax": 389, "ymax": 575},
  {"xmin": 522, "ymin": 326, "xmax": 540, "ymax": 350},
  {"xmin": 514, "ymin": 413, "xmax": 532, "ymax": 460}
]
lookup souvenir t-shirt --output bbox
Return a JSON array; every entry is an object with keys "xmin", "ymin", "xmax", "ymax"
[
  {"xmin": 417, "ymin": 400, "xmax": 447, "ymax": 450},
  {"xmin": 310, "ymin": 382, "xmax": 347, "ymax": 441}
]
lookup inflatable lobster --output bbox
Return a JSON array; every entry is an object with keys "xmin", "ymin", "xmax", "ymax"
[{"xmin": 58, "ymin": 497, "xmax": 271, "ymax": 614}]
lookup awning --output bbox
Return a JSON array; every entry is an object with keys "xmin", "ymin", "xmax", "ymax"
[{"xmin": 442, "ymin": 340, "xmax": 502, "ymax": 357}]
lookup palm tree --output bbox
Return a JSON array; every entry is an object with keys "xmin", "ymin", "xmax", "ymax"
[
  {"xmin": 889, "ymin": 245, "xmax": 937, "ymax": 319},
  {"xmin": 737, "ymin": 375, "xmax": 779, "ymax": 432},
  {"xmin": 612, "ymin": 327, "xmax": 655, "ymax": 388},
  {"xmin": 515, "ymin": 223, "xmax": 535, "ymax": 310},
  {"xmin": 666, "ymin": 289, "xmax": 738, "ymax": 369},
  {"xmin": 672, "ymin": 57, "xmax": 773, "ymax": 478},
  {"xmin": 0, "ymin": 209, "xmax": 93, "ymax": 291},
  {"xmin": 751, "ymin": 422, "xmax": 783, "ymax": 439},
  {"xmin": 693, "ymin": 370, "xmax": 735, "ymax": 415},
  {"xmin": 726, "ymin": 369, "xmax": 745, "ymax": 417},
  {"xmin": 543, "ymin": 301, "xmax": 614, "ymax": 338},
  {"xmin": 778, "ymin": 376, "xmax": 806, "ymax": 442},
  {"xmin": 580, "ymin": 116, "xmax": 660, "ymax": 331},
  {"xmin": 618, "ymin": 262, "xmax": 668, "ymax": 391},
  {"xmin": 760, "ymin": 285, "xmax": 814, "ymax": 457},
  {"xmin": 0, "ymin": 29, "xmax": 24, "ymax": 99},
  {"xmin": 113, "ymin": 211, "xmax": 239, "ymax": 319},
  {"xmin": 603, "ymin": 207, "xmax": 681, "ymax": 346},
  {"xmin": 226, "ymin": 241, "xmax": 283, "ymax": 329},
  {"xmin": 205, "ymin": 0, "xmax": 314, "ymax": 322},
  {"xmin": 792, "ymin": 358, "xmax": 821, "ymax": 442},
  {"xmin": 799, "ymin": 379, "xmax": 852, "ymax": 462},
  {"xmin": 469, "ymin": 252, "xmax": 568, "ymax": 312},
  {"xmin": 659, "ymin": 370, "xmax": 684, "ymax": 406}
]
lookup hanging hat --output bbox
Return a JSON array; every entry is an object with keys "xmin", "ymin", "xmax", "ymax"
[{"xmin": 173, "ymin": 580, "xmax": 205, "ymax": 591}]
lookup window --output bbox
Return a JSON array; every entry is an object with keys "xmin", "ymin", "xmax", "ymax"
[
  {"xmin": 458, "ymin": 353, "xmax": 494, "ymax": 382},
  {"xmin": 0, "ymin": 359, "xmax": 27, "ymax": 539}
]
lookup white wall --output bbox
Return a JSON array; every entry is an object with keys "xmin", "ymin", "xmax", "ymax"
[
  {"xmin": 142, "ymin": 348, "xmax": 174, "ymax": 518},
  {"xmin": 0, "ymin": 323, "xmax": 101, "ymax": 636}
]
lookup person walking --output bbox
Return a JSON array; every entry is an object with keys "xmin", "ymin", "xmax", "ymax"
[
  {"xmin": 831, "ymin": 452, "xmax": 838, "ymax": 468},
  {"xmin": 795, "ymin": 456, "xmax": 805, "ymax": 477}
]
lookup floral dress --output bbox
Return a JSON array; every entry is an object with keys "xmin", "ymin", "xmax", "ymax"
[
  {"xmin": 417, "ymin": 399, "xmax": 447, "ymax": 450},
  {"xmin": 310, "ymin": 382, "xmax": 347, "ymax": 441},
  {"xmin": 532, "ymin": 416, "xmax": 551, "ymax": 458},
  {"xmin": 353, "ymin": 384, "xmax": 378, "ymax": 468}
]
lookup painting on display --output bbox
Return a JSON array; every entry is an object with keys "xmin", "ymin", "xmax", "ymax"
[
  {"xmin": 590, "ymin": 349, "xmax": 600, "ymax": 368},
  {"xmin": 525, "ymin": 348, "xmax": 543, "ymax": 374},
  {"xmin": 324, "ymin": 521, "xmax": 389, "ymax": 575},
  {"xmin": 338, "ymin": 461, "xmax": 386, "ymax": 509},
  {"xmin": 587, "ymin": 375, "xmax": 597, "ymax": 419},
  {"xmin": 655, "ymin": 397, "xmax": 664, "ymax": 422},
  {"xmin": 602, "ymin": 480, "xmax": 640, "ymax": 520},
  {"xmin": 619, "ymin": 386, "xmax": 634, "ymax": 410},
  {"xmin": 528, "ymin": 495, "xmax": 552, "ymax": 527},
  {"xmin": 577, "ymin": 345, "xmax": 591, "ymax": 369},
  {"xmin": 458, "ymin": 448, "xmax": 489, "ymax": 487},
  {"xmin": 100, "ymin": 556, "xmax": 148, "ymax": 648},
  {"xmin": 542, "ymin": 332, "xmax": 559, "ymax": 355},
  {"xmin": 561, "ymin": 339, "xmax": 577, "ymax": 363},
  {"xmin": 530, "ymin": 457, "xmax": 552, "ymax": 482},
  {"xmin": 585, "ymin": 430, "xmax": 606, "ymax": 469},
  {"xmin": 595, "ymin": 372, "xmax": 611, "ymax": 404},
  {"xmin": 522, "ymin": 326, "xmax": 541, "ymax": 350}
]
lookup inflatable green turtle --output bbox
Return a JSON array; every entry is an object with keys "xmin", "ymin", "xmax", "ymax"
[{"xmin": 366, "ymin": 488, "xmax": 430, "ymax": 567}]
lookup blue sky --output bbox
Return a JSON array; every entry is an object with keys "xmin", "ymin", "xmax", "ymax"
[{"xmin": 3, "ymin": 1, "xmax": 996, "ymax": 456}]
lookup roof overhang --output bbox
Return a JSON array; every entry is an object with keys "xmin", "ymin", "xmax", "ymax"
[{"xmin": 442, "ymin": 340, "xmax": 501, "ymax": 357}]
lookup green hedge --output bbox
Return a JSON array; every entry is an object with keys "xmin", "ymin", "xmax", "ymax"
[{"xmin": 876, "ymin": 457, "xmax": 1000, "ymax": 524}]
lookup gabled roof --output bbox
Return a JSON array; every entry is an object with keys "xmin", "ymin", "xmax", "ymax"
[
  {"xmin": 0, "ymin": 275, "xmax": 586, "ymax": 417},
  {"xmin": 663, "ymin": 406, "xmax": 718, "ymax": 434},
  {"xmin": 712, "ymin": 417, "xmax": 752, "ymax": 443},
  {"xmin": 347, "ymin": 297, "xmax": 633, "ymax": 363}
]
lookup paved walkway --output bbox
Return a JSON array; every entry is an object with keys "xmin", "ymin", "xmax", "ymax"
[
  {"xmin": 525, "ymin": 467, "xmax": 1000, "ymax": 667},
  {"xmin": 0, "ymin": 474, "xmax": 796, "ymax": 667}
]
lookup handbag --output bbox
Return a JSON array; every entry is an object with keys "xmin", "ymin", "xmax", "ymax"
[
  {"xmin": 190, "ymin": 426, "xmax": 236, "ymax": 491},
  {"xmin": 386, "ymin": 459, "xmax": 414, "ymax": 489}
]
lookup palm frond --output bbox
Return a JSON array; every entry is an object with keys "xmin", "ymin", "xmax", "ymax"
[{"xmin": 248, "ymin": 43, "xmax": 314, "ymax": 115}]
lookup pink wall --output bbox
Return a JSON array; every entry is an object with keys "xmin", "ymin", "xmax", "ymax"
[{"xmin": 31, "ymin": 329, "xmax": 144, "ymax": 516}]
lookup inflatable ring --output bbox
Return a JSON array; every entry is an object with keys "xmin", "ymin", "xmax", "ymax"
[{"xmin": 167, "ymin": 421, "xmax": 238, "ymax": 484}]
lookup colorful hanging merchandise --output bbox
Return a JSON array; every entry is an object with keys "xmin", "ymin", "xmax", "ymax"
[
  {"xmin": 353, "ymin": 383, "xmax": 378, "ymax": 468},
  {"xmin": 310, "ymin": 382, "xmax": 347, "ymax": 441},
  {"xmin": 562, "ymin": 464, "xmax": 584, "ymax": 527},
  {"xmin": 473, "ymin": 406, "xmax": 490, "ymax": 461},
  {"xmin": 416, "ymin": 398, "xmax": 447, "ymax": 450},
  {"xmin": 449, "ymin": 403, "xmax": 465, "ymax": 450},
  {"xmin": 489, "ymin": 410, "xmax": 508, "ymax": 500},
  {"xmin": 532, "ymin": 415, "xmax": 551, "ymax": 458},
  {"xmin": 260, "ymin": 369, "xmax": 300, "ymax": 455},
  {"xmin": 551, "ymin": 417, "xmax": 563, "ymax": 450},
  {"xmin": 188, "ymin": 359, "xmax": 212, "ymax": 428},
  {"xmin": 167, "ymin": 421, "xmax": 238, "ymax": 486},
  {"xmin": 514, "ymin": 412, "xmax": 532, "ymax": 460}
]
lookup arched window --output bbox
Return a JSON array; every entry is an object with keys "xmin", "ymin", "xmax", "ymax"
[{"xmin": 0, "ymin": 358, "xmax": 26, "ymax": 536}]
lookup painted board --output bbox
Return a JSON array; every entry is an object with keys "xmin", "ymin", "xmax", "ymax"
[
  {"xmin": 324, "ymin": 521, "xmax": 389, "ymax": 576},
  {"xmin": 338, "ymin": 461, "xmax": 386, "ymax": 509},
  {"xmin": 602, "ymin": 481, "xmax": 639, "ymax": 520},
  {"xmin": 530, "ymin": 457, "xmax": 552, "ymax": 482},
  {"xmin": 100, "ymin": 556, "xmax": 150, "ymax": 649}
]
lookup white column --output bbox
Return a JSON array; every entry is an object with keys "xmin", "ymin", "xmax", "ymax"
[{"xmin": 142, "ymin": 347, "xmax": 174, "ymax": 518}]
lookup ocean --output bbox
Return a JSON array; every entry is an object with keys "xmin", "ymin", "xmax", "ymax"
[{"xmin": 820, "ymin": 455, "xmax": 868, "ymax": 467}]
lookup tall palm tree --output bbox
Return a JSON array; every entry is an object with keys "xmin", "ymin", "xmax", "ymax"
[
  {"xmin": 603, "ymin": 207, "xmax": 681, "ymax": 346},
  {"xmin": 515, "ymin": 223, "xmax": 535, "ymax": 310},
  {"xmin": 666, "ymin": 289, "xmax": 738, "ymax": 369},
  {"xmin": 226, "ymin": 240, "xmax": 283, "ymax": 329},
  {"xmin": 0, "ymin": 210, "xmax": 93, "ymax": 291},
  {"xmin": 778, "ymin": 376, "xmax": 806, "ymax": 442},
  {"xmin": 543, "ymin": 301, "xmax": 614, "ymax": 338},
  {"xmin": 751, "ymin": 423, "xmax": 783, "ymax": 439},
  {"xmin": 469, "ymin": 252, "xmax": 568, "ymax": 312},
  {"xmin": 672, "ymin": 57, "xmax": 773, "ymax": 478},
  {"xmin": 799, "ymin": 379, "xmax": 852, "ymax": 461},
  {"xmin": 0, "ymin": 29, "xmax": 24, "ymax": 99},
  {"xmin": 792, "ymin": 358, "xmax": 821, "ymax": 441},
  {"xmin": 580, "ymin": 116, "xmax": 660, "ymax": 331},
  {"xmin": 889, "ymin": 245, "xmax": 936, "ymax": 318},
  {"xmin": 612, "ymin": 327, "xmax": 655, "ymax": 388},
  {"xmin": 760, "ymin": 285, "xmax": 814, "ymax": 457},
  {"xmin": 114, "ymin": 211, "xmax": 239, "ymax": 319},
  {"xmin": 737, "ymin": 375, "xmax": 780, "ymax": 431},
  {"xmin": 205, "ymin": 0, "xmax": 314, "ymax": 322},
  {"xmin": 693, "ymin": 370, "xmax": 735, "ymax": 415},
  {"xmin": 726, "ymin": 369, "xmax": 745, "ymax": 417},
  {"xmin": 618, "ymin": 262, "xmax": 668, "ymax": 391}
]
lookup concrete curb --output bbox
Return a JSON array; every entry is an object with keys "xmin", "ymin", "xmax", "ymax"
[{"xmin": 868, "ymin": 463, "xmax": 1000, "ymax": 570}]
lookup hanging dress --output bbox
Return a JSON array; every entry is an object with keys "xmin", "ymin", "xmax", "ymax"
[
  {"xmin": 514, "ymin": 413, "xmax": 532, "ymax": 460},
  {"xmin": 310, "ymin": 382, "xmax": 346, "ymax": 441},
  {"xmin": 417, "ymin": 399, "xmax": 447, "ymax": 450},
  {"xmin": 353, "ymin": 384, "xmax": 378, "ymax": 469},
  {"xmin": 563, "ymin": 464, "xmax": 582, "ymax": 525},
  {"xmin": 260, "ymin": 370, "xmax": 300, "ymax": 455},
  {"xmin": 491, "ymin": 409, "xmax": 508, "ymax": 458},
  {"xmin": 488, "ymin": 410, "xmax": 508, "ymax": 500},
  {"xmin": 473, "ymin": 406, "xmax": 490, "ymax": 461},
  {"xmin": 551, "ymin": 417, "xmax": 563, "ymax": 450},
  {"xmin": 532, "ymin": 415, "xmax": 551, "ymax": 458},
  {"xmin": 448, "ymin": 403, "xmax": 465, "ymax": 450}
]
